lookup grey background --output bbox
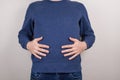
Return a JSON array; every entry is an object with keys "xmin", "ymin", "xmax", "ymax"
[{"xmin": 0, "ymin": 0, "xmax": 120, "ymax": 80}]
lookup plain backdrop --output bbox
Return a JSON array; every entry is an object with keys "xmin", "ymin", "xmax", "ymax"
[{"xmin": 0, "ymin": 0, "xmax": 120, "ymax": 80}]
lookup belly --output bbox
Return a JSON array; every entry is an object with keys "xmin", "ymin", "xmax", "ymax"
[{"xmin": 33, "ymin": 25, "xmax": 80, "ymax": 63}]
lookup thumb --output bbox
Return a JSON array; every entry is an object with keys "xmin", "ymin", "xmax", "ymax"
[
  {"xmin": 35, "ymin": 36, "xmax": 43, "ymax": 42},
  {"xmin": 69, "ymin": 37, "xmax": 77, "ymax": 42}
]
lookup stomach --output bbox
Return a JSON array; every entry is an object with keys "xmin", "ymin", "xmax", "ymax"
[{"xmin": 32, "ymin": 24, "xmax": 81, "ymax": 63}]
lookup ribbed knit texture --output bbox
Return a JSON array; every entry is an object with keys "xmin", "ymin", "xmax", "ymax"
[{"xmin": 18, "ymin": 0, "xmax": 95, "ymax": 73}]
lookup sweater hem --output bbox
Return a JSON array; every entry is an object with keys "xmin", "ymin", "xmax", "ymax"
[{"xmin": 31, "ymin": 62, "xmax": 81, "ymax": 73}]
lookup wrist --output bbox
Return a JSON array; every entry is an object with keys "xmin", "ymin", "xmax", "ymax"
[
  {"xmin": 26, "ymin": 41, "xmax": 31, "ymax": 50},
  {"xmin": 82, "ymin": 41, "xmax": 87, "ymax": 50}
]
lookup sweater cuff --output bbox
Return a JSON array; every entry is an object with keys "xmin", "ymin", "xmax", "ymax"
[
  {"xmin": 22, "ymin": 39, "xmax": 30, "ymax": 50},
  {"xmin": 84, "ymin": 39, "xmax": 91, "ymax": 49}
]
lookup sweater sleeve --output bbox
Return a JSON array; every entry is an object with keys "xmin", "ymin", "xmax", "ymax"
[
  {"xmin": 79, "ymin": 4, "xmax": 95, "ymax": 49},
  {"xmin": 18, "ymin": 3, "xmax": 34, "ymax": 50}
]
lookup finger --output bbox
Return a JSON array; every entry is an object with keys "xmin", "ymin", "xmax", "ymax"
[
  {"xmin": 61, "ymin": 48, "xmax": 73, "ymax": 53},
  {"xmin": 38, "ymin": 44, "xmax": 49, "ymax": 48},
  {"xmin": 33, "ymin": 53, "xmax": 42, "ymax": 59},
  {"xmin": 64, "ymin": 51, "xmax": 76, "ymax": 57},
  {"xmin": 34, "ymin": 36, "xmax": 43, "ymax": 42},
  {"xmin": 61, "ymin": 44, "xmax": 73, "ymax": 49},
  {"xmin": 37, "ymin": 48, "xmax": 49, "ymax": 53},
  {"xmin": 69, "ymin": 37, "xmax": 78, "ymax": 42},
  {"xmin": 69, "ymin": 53, "xmax": 79, "ymax": 60},
  {"xmin": 33, "ymin": 50, "xmax": 46, "ymax": 56},
  {"xmin": 37, "ymin": 52, "xmax": 47, "ymax": 57}
]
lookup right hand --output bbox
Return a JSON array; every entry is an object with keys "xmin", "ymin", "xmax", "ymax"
[{"xmin": 26, "ymin": 36, "xmax": 50, "ymax": 59}]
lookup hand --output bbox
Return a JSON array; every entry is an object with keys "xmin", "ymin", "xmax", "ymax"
[
  {"xmin": 61, "ymin": 37, "xmax": 87, "ymax": 60},
  {"xmin": 26, "ymin": 36, "xmax": 50, "ymax": 59}
]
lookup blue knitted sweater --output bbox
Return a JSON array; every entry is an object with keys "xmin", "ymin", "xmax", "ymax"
[{"xmin": 18, "ymin": 0, "xmax": 95, "ymax": 73}]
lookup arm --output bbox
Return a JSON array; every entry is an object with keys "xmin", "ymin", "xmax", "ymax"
[
  {"xmin": 79, "ymin": 4, "xmax": 95, "ymax": 49},
  {"xmin": 18, "ymin": 4, "xmax": 34, "ymax": 50},
  {"xmin": 18, "ymin": 3, "xmax": 50, "ymax": 59},
  {"xmin": 61, "ymin": 3, "xmax": 95, "ymax": 60}
]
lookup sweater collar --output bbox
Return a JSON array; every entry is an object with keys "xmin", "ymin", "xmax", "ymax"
[{"xmin": 44, "ymin": 0, "xmax": 69, "ymax": 2}]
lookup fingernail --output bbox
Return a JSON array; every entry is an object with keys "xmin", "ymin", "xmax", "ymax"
[
  {"xmin": 39, "ymin": 57, "xmax": 42, "ymax": 59},
  {"xmin": 69, "ymin": 58, "xmax": 71, "ymax": 60},
  {"xmin": 40, "ymin": 36, "xmax": 43, "ymax": 38},
  {"xmin": 69, "ymin": 37, "xmax": 72, "ymax": 39}
]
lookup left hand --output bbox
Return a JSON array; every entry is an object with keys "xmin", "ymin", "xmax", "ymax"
[{"xmin": 61, "ymin": 37, "xmax": 87, "ymax": 60}]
